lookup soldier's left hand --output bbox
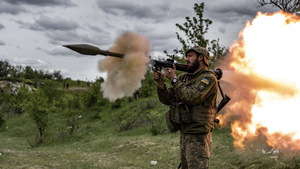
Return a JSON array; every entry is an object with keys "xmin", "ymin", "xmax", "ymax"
[{"xmin": 165, "ymin": 64, "xmax": 177, "ymax": 81}]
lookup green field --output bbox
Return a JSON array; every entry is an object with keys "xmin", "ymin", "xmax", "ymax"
[{"xmin": 0, "ymin": 97, "xmax": 299, "ymax": 169}]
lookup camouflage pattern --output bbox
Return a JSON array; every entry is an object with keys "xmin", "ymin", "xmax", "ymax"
[
  {"xmin": 185, "ymin": 46, "xmax": 210, "ymax": 66},
  {"xmin": 157, "ymin": 67, "xmax": 218, "ymax": 133},
  {"xmin": 157, "ymin": 67, "xmax": 218, "ymax": 168},
  {"xmin": 180, "ymin": 133, "xmax": 212, "ymax": 169}
]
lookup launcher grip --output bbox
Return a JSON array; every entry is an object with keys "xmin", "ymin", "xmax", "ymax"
[
  {"xmin": 217, "ymin": 94, "xmax": 231, "ymax": 113},
  {"xmin": 215, "ymin": 94, "xmax": 231, "ymax": 124}
]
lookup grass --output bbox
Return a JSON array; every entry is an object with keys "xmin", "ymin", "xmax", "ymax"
[{"xmin": 0, "ymin": 98, "xmax": 299, "ymax": 169}]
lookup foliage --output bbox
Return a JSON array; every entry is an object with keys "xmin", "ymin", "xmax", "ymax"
[
  {"xmin": 257, "ymin": 0, "xmax": 300, "ymax": 13},
  {"xmin": 39, "ymin": 80, "xmax": 61, "ymax": 105},
  {"xmin": 106, "ymin": 98, "xmax": 168, "ymax": 135},
  {"xmin": 61, "ymin": 92, "xmax": 83, "ymax": 110},
  {"xmin": 0, "ymin": 60, "xmax": 62, "ymax": 80},
  {"xmin": 24, "ymin": 66, "xmax": 35, "ymax": 79},
  {"xmin": 0, "ymin": 73, "xmax": 299, "ymax": 168},
  {"xmin": 139, "ymin": 69, "xmax": 157, "ymax": 97},
  {"xmin": 11, "ymin": 86, "xmax": 29, "ymax": 114},
  {"xmin": 140, "ymin": 99, "xmax": 168, "ymax": 135},
  {"xmin": 82, "ymin": 80, "xmax": 109, "ymax": 108},
  {"xmin": 209, "ymin": 39, "xmax": 228, "ymax": 68},
  {"xmin": 1, "ymin": 118, "xmax": 299, "ymax": 169},
  {"xmin": 22, "ymin": 88, "xmax": 49, "ymax": 147},
  {"xmin": 9, "ymin": 65, "xmax": 22, "ymax": 78},
  {"xmin": 0, "ymin": 101, "xmax": 15, "ymax": 126},
  {"xmin": 0, "ymin": 110, "xmax": 5, "ymax": 126},
  {"xmin": 0, "ymin": 60, "xmax": 11, "ymax": 77},
  {"xmin": 164, "ymin": 3, "xmax": 227, "ymax": 69},
  {"xmin": 109, "ymin": 99, "xmax": 146, "ymax": 131},
  {"xmin": 53, "ymin": 70, "xmax": 63, "ymax": 80}
]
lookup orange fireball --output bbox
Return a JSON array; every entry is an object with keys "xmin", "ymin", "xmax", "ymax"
[{"xmin": 220, "ymin": 11, "xmax": 300, "ymax": 150}]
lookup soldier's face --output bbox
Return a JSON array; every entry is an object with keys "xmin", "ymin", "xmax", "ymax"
[{"xmin": 186, "ymin": 51, "xmax": 199, "ymax": 73}]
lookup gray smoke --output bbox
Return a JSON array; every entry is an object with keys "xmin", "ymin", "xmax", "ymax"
[{"xmin": 98, "ymin": 32, "xmax": 150, "ymax": 102}]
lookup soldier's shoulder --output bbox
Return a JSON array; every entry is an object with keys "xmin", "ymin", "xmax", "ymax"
[
  {"xmin": 202, "ymin": 70, "xmax": 217, "ymax": 77},
  {"xmin": 200, "ymin": 70, "xmax": 217, "ymax": 82}
]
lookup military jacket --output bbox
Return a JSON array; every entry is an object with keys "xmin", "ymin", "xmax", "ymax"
[{"xmin": 157, "ymin": 67, "xmax": 218, "ymax": 133}]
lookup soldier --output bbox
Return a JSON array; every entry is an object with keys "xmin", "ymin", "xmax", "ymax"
[{"xmin": 153, "ymin": 46, "xmax": 218, "ymax": 169}]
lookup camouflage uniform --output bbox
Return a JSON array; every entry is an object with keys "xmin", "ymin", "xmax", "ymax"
[{"xmin": 157, "ymin": 66, "xmax": 218, "ymax": 169}]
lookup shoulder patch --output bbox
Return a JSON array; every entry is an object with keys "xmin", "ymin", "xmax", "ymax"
[
  {"xmin": 201, "ymin": 78, "xmax": 210, "ymax": 85},
  {"xmin": 198, "ymin": 83, "xmax": 206, "ymax": 91}
]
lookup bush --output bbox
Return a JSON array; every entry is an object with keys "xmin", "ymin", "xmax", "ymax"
[
  {"xmin": 22, "ymin": 88, "xmax": 49, "ymax": 147},
  {"xmin": 0, "ymin": 102, "xmax": 15, "ymax": 126},
  {"xmin": 108, "ymin": 98, "xmax": 168, "ymax": 134},
  {"xmin": 82, "ymin": 81, "xmax": 108, "ymax": 107},
  {"xmin": 139, "ymin": 70, "xmax": 157, "ymax": 97},
  {"xmin": 111, "ymin": 99, "xmax": 123, "ymax": 109},
  {"xmin": 59, "ymin": 92, "xmax": 83, "ymax": 110},
  {"xmin": 0, "ymin": 111, "xmax": 4, "ymax": 126},
  {"xmin": 140, "ymin": 99, "xmax": 168, "ymax": 135},
  {"xmin": 40, "ymin": 80, "xmax": 61, "ymax": 105}
]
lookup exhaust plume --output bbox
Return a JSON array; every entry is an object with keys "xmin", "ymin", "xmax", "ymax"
[
  {"xmin": 218, "ymin": 11, "xmax": 300, "ymax": 150},
  {"xmin": 98, "ymin": 32, "xmax": 150, "ymax": 101}
]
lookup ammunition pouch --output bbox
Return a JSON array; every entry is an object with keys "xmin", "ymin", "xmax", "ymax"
[
  {"xmin": 165, "ymin": 102, "xmax": 217, "ymax": 133},
  {"xmin": 190, "ymin": 107, "xmax": 217, "ymax": 124},
  {"xmin": 182, "ymin": 108, "xmax": 217, "ymax": 133},
  {"xmin": 165, "ymin": 110, "xmax": 180, "ymax": 132},
  {"xmin": 165, "ymin": 101, "xmax": 191, "ymax": 132}
]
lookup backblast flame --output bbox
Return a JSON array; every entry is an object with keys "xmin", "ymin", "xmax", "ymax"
[
  {"xmin": 98, "ymin": 32, "xmax": 150, "ymax": 101},
  {"xmin": 219, "ymin": 11, "xmax": 300, "ymax": 150}
]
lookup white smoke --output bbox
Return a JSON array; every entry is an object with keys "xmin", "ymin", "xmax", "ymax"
[{"xmin": 98, "ymin": 32, "xmax": 150, "ymax": 102}]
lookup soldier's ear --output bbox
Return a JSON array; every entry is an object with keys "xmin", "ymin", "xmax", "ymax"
[{"xmin": 198, "ymin": 54, "xmax": 204, "ymax": 62}]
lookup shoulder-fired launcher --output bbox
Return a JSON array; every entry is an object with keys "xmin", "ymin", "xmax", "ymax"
[
  {"xmin": 63, "ymin": 44, "xmax": 223, "ymax": 78},
  {"xmin": 63, "ymin": 44, "xmax": 189, "ymax": 72},
  {"xmin": 63, "ymin": 44, "xmax": 230, "ymax": 122}
]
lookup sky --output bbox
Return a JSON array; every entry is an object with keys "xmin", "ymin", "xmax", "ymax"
[{"xmin": 0, "ymin": 0, "xmax": 277, "ymax": 81}]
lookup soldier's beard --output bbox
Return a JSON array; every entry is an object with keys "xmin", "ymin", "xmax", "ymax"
[{"xmin": 187, "ymin": 60, "xmax": 199, "ymax": 73}]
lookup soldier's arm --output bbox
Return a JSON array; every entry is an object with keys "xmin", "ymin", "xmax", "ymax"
[
  {"xmin": 157, "ymin": 85, "xmax": 174, "ymax": 105},
  {"xmin": 154, "ymin": 70, "xmax": 173, "ymax": 105},
  {"xmin": 172, "ymin": 76, "xmax": 217, "ymax": 106}
]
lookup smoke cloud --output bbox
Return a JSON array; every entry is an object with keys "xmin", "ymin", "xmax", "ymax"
[{"xmin": 98, "ymin": 32, "xmax": 150, "ymax": 102}]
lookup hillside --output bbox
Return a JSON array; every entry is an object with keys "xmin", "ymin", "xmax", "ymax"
[{"xmin": 0, "ymin": 77, "xmax": 299, "ymax": 169}]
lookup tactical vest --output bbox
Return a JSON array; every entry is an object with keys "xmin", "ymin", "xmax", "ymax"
[{"xmin": 165, "ymin": 70, "xmax": 218, "ymax": 133}]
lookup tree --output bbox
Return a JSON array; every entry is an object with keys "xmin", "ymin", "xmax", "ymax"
[
  {"xmin": 24, "ymin": 66, "xmax": 35, "ymax": 79},
  {"xmin": 297, "ymin": 5, "xmax": 300, "ymax": 15},
  {"xmin": 139, "ymin": 69, "xmax": 156, "ymax": 97},
  {"xmin": 9, "ymin": 65, "xmax": 23, "ymax": 78},
  {"xmin": 23, "ymin": 88, "xmax": 49, "ymax": 146},
  {"xmin": 53, "ymin": 70, "xmax": 63, "ymax": 80},
  {"xmin": 164, "ymin": 3, "xmax": 227, "ymax": 69},
  {"xmin": 43, "ymin": 70, "xmax": 53, "ymax": 79},
  {"xmin": 257, "ymin": 0, "xmax": 300, "ymax": 13},
  {"xmin": 0, "ymin": 60, "xmax": 11, "ymax": 77}
]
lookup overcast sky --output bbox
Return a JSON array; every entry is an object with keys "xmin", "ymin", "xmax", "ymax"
[{"xmin": 0, "ymin": 0, "xmax": 277, "ymax": 81}]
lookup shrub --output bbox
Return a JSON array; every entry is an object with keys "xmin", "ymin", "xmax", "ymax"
[
  {"xmin": 0, "ymin": 111, "xmax": 4, "ymax": 126},
  {"xmin": 0, "ymin": 102, "xmax": 15, "ymax": 126},
  {"xmin": 82, "ymin": 81, "xmax": 106, "ymax": 107},
  {"xmin": 22, "ymin": 88, "xmax": 49, "ymax": 147}
]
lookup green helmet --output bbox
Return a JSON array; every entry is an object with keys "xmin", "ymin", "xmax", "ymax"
[{"xmin": 185, "ymin": 46, "xmax": 210, "ymax": 66}]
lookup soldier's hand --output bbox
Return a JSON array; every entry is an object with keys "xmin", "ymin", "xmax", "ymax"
[
  {"xmin": 153, "ymin": 69, "xmax": 163, "ymax": 82},
  {"xmin": 153, "ymin": 68, "xmax": 164, "ymax": 88},
  {"xmin": 165, "ymin": 64, "xmax": 177, "ymax": 81}
]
